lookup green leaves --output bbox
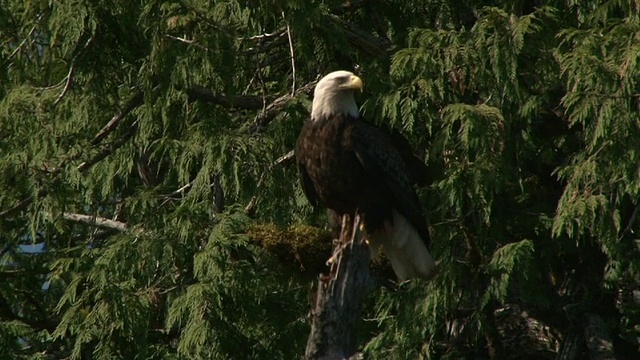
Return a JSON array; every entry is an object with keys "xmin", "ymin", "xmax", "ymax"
[
  {"xmin": 481, "ymin": 239, "xmax": 534, "ymax": 307},
  {"xmin": 2, "ymin": 0, "xmax": 640, "ymax": 358}
]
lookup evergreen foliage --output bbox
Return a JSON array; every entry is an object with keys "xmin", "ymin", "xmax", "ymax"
[{"xmin": 1, "ymin": 0, "xmax": 639, "ymax": 358}]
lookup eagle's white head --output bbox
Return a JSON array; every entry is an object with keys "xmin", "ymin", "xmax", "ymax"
[{"xmin": 311, "ymin": 70, "xmax": 363, "ymax": 121}]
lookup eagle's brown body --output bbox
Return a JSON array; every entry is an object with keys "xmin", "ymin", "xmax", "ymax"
[
  {"xmin": 295, "ymin": 71, "xmax": 435, "ymax": 281},
  {"xmin": 296, "ymin": 114, "xmax": 429, "ymax": 241}
]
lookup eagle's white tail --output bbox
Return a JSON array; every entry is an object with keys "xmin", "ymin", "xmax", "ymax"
[{"xmin": 368, "ymin": 209, "xmax": 436, "ymax": 281}]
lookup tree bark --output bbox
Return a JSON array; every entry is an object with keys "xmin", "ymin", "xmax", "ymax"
[
  {"xmin": 61, "ymin": 212, "xmax": 128, "ymax": 232},
  {"xmin": 584, "ymin": 314, "xmax": 616, "ymax": 360},
  {"xmin": 304, "ymin": 214, "xmax": 372, "ymax": 360}
]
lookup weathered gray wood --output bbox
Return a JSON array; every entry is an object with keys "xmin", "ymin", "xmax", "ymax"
[
  {"xmin": 584, "ymin": 314, "xmax": 616, "ymax": 360},
  {"xmin": 556, "ymin": 324, "xmax": 583, "ymax": 360},
  {"xmin": 304, "ymin": 214, "xmax": 372, "ymax": 360}
]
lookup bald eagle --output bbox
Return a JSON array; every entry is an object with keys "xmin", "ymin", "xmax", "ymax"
[{"xmin": 295, "ymin": 71, "xmax": 436, "ymax": 281}]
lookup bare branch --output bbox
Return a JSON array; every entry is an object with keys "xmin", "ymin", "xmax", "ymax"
[
  {"xmin": 0, "ymin": 188, "xmax": 49, "ymax": 218},
  {"xmin": 249, "ymin": 80, "xmax": 317, "ymax": 133},
  {"xmin": 245, "ymin": 169, "xmax": 268, "ymax": 216},
  {"xmin": 62, "ymin": 212, "xmax": 128, "ymax": 232},
  {"xmin": 242, "ymin": 32, "xmax": 288, "ymax": 55},
  {"xmin": 165, "ymin": 34, "xmax": 211, "ymax": 51},
  {"xmin": 618, "ymin": 202, "xmax": 640, "ymax": 241},
  {"xmin": 6, "ymin": 14, "xmax": 43, "ymax": 62},
  {"xmin": 187, "ymin": 85, "xmax": 276, "ymax": 109},
  {"xmin": 0, "ymin": 196, "xmax": 35, "ymax": 218},
  {"xmin": 33, "ymin": 76, "xmax": 67, "ymax": 91},
  {"xmin": 0, "ymin": 291, "xmax": 57, "ymax": 332},
  {"xmin": 91, "ymin": 91, "xmax": 143, "ymax": 145},
  {"xmin": 245, "ymin": 149, "xmax": 295, "ymax": 216},
  {"xmin": 165, "ymin": 181, "xmax": 194, "ymax": 198},
  {"xmin": 79, "ymin": 122, "xmax": 138, "ymax": 173},
  {"xmin": 53, "ymin": 62, "xmax": 75, "ymax": 105},
  {"xmin": 276, "ymin": 149, "xmax": 295, "ymax": 165},
  {"xmin": 52, "ymin": 35, "xmax": 93, "ymax": 106},
  {"xmin": 283, "ymin": 12, "xmax": 296, "ymax": 95},
  {"xmin": 320, "ymin": 14, "xmax": 391, "ymax": 58},
  {"xmin": 2, "ymin": 92, "xmax": 140, "ymax": 217},
  {"xmin": 239, "ymin": 29, "xmax": 285, "ymax": 41}
]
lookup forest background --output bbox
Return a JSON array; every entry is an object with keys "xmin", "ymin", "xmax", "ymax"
[{"xmin": 1, "ymin": 0, "xmax": 639, "ymax": 359}]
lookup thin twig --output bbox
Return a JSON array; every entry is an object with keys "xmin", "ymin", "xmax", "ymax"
[
  {"xmin": 52, "ymin": 35, "xmax": 94, "ymax": 105},
  {"xmin": 239, "ymin": 29, "xmax": 285, "ymax": 41},
  {"xmin": 168, "ymin": 181, "xmax": 194, "ymax": 197},
  {"xmin": 283, "ymin": 12, "xmax": 296, "ymax": 95},
  {"xmin": 249, "ymin": 80, "xmax": 317, "ymax": 133},
  {"xmin": 6, "ymin": 14, "xmax": 43, "ymax": 62},
  {"xmin": 160, "ymin": 181, "xmax": 195, "ymax": 206},
  {"xmin": 242, "ymin": 32, "xmax": 288, "ymax": 55},
  {"xmin": 165, "ymin": 34, "xmax": 211, "ymax": 51},
  {"xmin": 618, "ymin": 202, "xmax": 640, "ymax": 241},
  {"xmin": 0, "ymin": 196, "xmax": 35, "ymax": 218},
  {"xmin": 33, "ymin": 77, "xmax": 67, "ymax": 91},
  {"xmin": 243, "ymin": 69, "xmax": 259, "ymax": 95},
  {"xmin": 91, "ymin": 91, "xmax": 143, "ymax": 145},
  {"xmin": 79, "ymin": 122, "xmax": 139, "ymax": 173},
  {"xmin": 53, "ymin": 63, "xmax": 75, "ymax": 105},
  {"xmin": 245, "ymin": 149, "xmax": 296, "ymax": 215},
  {"xmin": 244, "ymin": 165, "xmax": 270, "ymax": 216}
]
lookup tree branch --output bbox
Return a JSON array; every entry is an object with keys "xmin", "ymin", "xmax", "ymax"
[
  {"xmin": 0, "ymin": 292, "xmax": 57, "ymax": 332},
  {"xmin": 239, "ymin": 29, "xmax": 285, "ymax": 41},
  {"xmin": 61, "ymin": 212, "xmax": 128, "ymax": 232},
  {"xmin": 90, "ymin": 91, "xmax": 143, "ymax": 145},
  {"xmin": 165, "ymin": 34, "xmax": 211, "ymax": 51},
  {"xmin": 249, "ymin": 80, "xmax": 317, "ymax": 133},
  {"xmin": 53, "ymin": 62, "xmax": 75, "ymax": 106},
  {"xmin": 304, "ymin": 214, "xmax": 373, "ymax": 359},
  {"xmin": 245, "ymin": 149, "xmax": 295, "ymax": 216},
  {"xmin": 320, "ymin": 14, "xmax": 391, "ymax": 58},
  {"xmin": 241, "ymin": 31, "xmax": 288, "ymax": 55},
  {"xmin": 5, "ymin": 14, "xmax": 43, "ymax": 63},
  {"xmin": 0, "ymin": 196, "xmax": 35, "ymax": 218},
  {"xmin": 283, "ymin": 12, "xmax": 296, "ymax": 95},
  {"xmin": 1, "ymin": 94, "xmax": 143, "ymax": 218},
  {"xmin": 618, "ymin": 201, "xmax": 640, "ymax": 241},
  {"xmin": 79, "ymin": 122, "xmax": 138, "ymax": 173},
  {"xmin": 186, "ymin": 85, "xmax": 276, "ymax": 109},
  {"xmin": 275, "ymin": 149, "xmax": 295, "ymax": 165},
  {"xmin": 52, "ymin": 34, "xmax": 94, "ymax": 106}
]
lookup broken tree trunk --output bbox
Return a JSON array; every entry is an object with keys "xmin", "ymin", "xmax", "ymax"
[
  {"xmin": 584, "ymin": 314, "xmax": 616, "ymax": 360},
  {"xmin": 304, "ymin": 214, "xmax": 372, "ymax": 360}
]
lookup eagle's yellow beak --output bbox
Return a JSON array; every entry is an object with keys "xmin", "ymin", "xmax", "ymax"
[{"xmin": 342, "ymin": 74, "xmax": 363, "ymax": 92}]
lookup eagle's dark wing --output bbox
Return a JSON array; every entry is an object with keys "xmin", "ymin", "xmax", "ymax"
[
  {"xmin": 295, "ymin": 122, "xmax": 319, "ymax": 207},
  {"xmin": 387, "ymin": 129, "xmax": 431, "ymax": 186},
  {"xmin": 349, "ymin": 121, "xmax": 431, "ymax": 247},
  {"xmin": 297, "ymin": 163, "xmax": 319, "ymax": 207}
]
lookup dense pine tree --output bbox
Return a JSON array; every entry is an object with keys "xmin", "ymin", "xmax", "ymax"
[{"xmin": 1, "ymin": 0, "xmax": 638, "ymax": 359}]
